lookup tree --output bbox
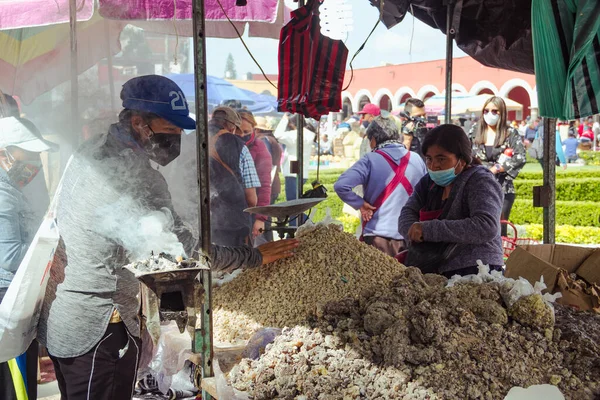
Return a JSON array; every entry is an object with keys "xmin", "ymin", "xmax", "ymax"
[{"xmin": 224, "ymin": 53, "xmax": 237, "ymax": 79}]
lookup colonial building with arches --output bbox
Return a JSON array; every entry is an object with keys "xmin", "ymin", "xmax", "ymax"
[{"xmin": 340, "ymin": 56, "xmax": 537, "ymax": 121}]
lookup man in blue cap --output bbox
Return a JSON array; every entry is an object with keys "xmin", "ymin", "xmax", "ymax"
[{"xmin": 37, "ymin": 75, "xmax": 298, "ymax": 399}]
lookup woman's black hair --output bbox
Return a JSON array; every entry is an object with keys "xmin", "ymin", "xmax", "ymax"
[{"xmin": 421, "ymin": 124, "xmax": 481, "ymax": 165}]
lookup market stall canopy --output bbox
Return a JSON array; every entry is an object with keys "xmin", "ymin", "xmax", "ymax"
[
  {"xmin": 0, "ymin": 15, "xmax": 125, "ymax": 104},
  {"xmin": 424, "ymin": 94, "xmax": 522, "ymax": 116},
  {"xmin": 0, "ymin": 0, "xmax": 94, "ymax": 30},
  {"xmin": 0, "ymin": 0, "xmax": 289, "ymax": 103},
  {"xmin": 423, "ymin": 93, "xmax": 470, "ymax": 115},
  {"xmin": 454, "ymin": 94, "xmax": 522, "ymax": 114},
  {"xmin": 240, "ymin": 88, "xmax": 278, "ymax": 114},
  {"xmin": 532, "ymin": 0, "xmax": 600, "ymax": 120},
  {"xmin": 165, "ymin": 73, "xmax": 255, "ymax": 107},
  {"xmin": 373, "ymin": 0, "xmax": 534, "ymax": 74},
  {"xmin": 100, "ymin": 0, "xmax": 290, "ymax": 39}
]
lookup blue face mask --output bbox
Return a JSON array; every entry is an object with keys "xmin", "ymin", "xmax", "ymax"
[{"xmin": 428, "ymin": 161, "xmax": 460, "ymax": 187}]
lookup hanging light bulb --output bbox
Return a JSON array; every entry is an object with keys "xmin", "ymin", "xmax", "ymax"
[{"xmin": 319, "ymin": 0, "xmax": 353, "ymax": 41}]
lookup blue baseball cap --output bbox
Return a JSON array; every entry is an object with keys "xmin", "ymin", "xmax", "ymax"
[{"xmin": 121, "ymin": 75, "xmax": 196, "ymax": 130}]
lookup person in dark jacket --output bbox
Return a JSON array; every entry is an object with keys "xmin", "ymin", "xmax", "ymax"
[
  {"xmin": 209, "ymin": 106, "xmax": 256, "ymax": 246},
  {"xmin": 37, "ymin": 76, "xmax": 298, "ymax": 400},
  {"xmin": 399, "ymin": 124, "xmax": 504, "ymax": 277},
  {"xmin": 470, "ymin": 96, "xmax": 526, "ymax": 235},
  {"xmin": 237, "ymin": 110, "xmax": 272, "ymax": 239}
]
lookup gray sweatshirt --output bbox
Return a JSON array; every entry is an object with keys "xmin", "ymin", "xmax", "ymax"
[
  {"xmin": 398, "ymin": 165, "xmax": 504, "ymax": 273},
  {"xmin": 38, "ymin": 126, "xmax": 262, "ymax": 359}
]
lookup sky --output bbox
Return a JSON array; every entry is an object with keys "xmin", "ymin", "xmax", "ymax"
[{"xmin": 205, "ymin": 0, "xmax": 467, "ymax": 78}]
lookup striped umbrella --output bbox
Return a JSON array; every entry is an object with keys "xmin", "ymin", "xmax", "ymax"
[{"xmin": 532, "ymin": 0, "xmax": 600, "ymax": 119}]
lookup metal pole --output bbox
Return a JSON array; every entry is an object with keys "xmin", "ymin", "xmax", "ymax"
[
  {"xmin": 104, "ymin": 20, "xmax": 117, "ymax": 113},
  {"xmin": 192, "ymin": 0, "xmax": 213, "ymax": 396},
  {"xmin": 542, "ymin": 117, "xmax": 556, "ymax": 244},
  {"xmin": 444, "ymin": 0, "xmax": 455, "ymax": 124},
  {"xmin": 69, "ymin": 0, "xmax": 79, "ymax": 144},
  {"xmin": 296, "ymin": 0, "xmax": 306, "ymax": 200},
  {"xmin": 297, "ymin": 116, "xmax": 305, "ymax": 198}
]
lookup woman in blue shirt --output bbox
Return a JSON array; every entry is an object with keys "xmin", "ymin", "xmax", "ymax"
[{"xmin": 0, "ymin": 117, "xmax": 56, "ymax": 400}]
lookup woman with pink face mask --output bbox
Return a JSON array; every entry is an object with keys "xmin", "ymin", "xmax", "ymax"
[
  {"xmin": 469, "ymin": 96, "xmax": 526, "ymax": 236},
  {"xmin": 0, "ymin": 116, "xmax": 57, "ymax": 400}
]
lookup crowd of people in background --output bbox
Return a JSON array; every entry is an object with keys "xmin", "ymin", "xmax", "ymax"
[{"xmin": 330, "ymin": 95, "xmax": 599, "ymax": 264}]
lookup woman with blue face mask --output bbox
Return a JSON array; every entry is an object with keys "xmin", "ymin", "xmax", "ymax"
[
  {"xmin": 469, "ymin": 96, "xmax": 526, "ymax": 236},
  {"xmin": 398, "ymin": 124, "xmax": 504, "ymax": 277}
]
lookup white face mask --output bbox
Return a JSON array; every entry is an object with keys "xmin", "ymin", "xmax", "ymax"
[{"xmin": 484, "ymin": 113, "xmax": 500, "ymax": 126}]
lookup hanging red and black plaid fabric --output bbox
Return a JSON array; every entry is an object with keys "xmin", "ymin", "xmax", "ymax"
[{"xmin": 277, "ymin": 0, "xmax": 349, "ymax": 119}]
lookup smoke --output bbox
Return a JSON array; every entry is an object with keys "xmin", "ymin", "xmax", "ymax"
[{"xmin": 96, "ymin": 196, "xmax": 186, "ymax": 261}]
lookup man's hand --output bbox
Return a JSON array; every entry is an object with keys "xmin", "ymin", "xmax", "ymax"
[
  {"xmin": 252, "ymin": 219, "xmax": 265, "ymax": 237},
  {"xmin": 360, "ymin": 201, "xmax": 376, "ymax": 222},
  {"xmin": 258, "ymin": 239, "xmax": 299, "ymax": 265},
  {"xmin": 408, "ymin": 222, "xmax": 424, "ymax": 243},
  {"xmin": 562, "ymin": 164, "xmax": 568, "ymax": 170}
]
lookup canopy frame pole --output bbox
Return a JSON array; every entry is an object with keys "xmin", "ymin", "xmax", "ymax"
[
  {"xmin": 69, "ymin": 0, "xmax": 79, "ymax": 144},
  {"xmin": 296, "ymin": 0, "xmax": 306, "ymax": 201},
  {"xmin": 542, "ymin": 117, "xmax": 556, "ymax": 244},
  {"xmin": 104, "ymin": 20, "xmax": 117, "ymax": 113},
  {"xmin": 192, "ymin": 0, "xmax": 214, "ymax": 396},
  {"xmin": 443, "ymin": 0, "xmax": 455, "ymax": 124}
]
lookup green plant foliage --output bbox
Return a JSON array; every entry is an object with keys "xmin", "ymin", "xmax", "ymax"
[
  {"xmin": 510, "ymin": 199, "xmax": 600, "ymax": 227},
  {"xmin": 514, "ymin": 178, "xmax": 600, "ymax": 201},
  {"xmin": 580, "ymin": 151, "xmax": 600, "ymax": 166},
  {"xmin": 524, "ymin": 224, "xmax": 600, "ymax": 245}
]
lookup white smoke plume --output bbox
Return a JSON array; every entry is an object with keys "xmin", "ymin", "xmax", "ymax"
[{"xmin": 96, "ymin": 196, "xmax": 186, "ymax": 261}]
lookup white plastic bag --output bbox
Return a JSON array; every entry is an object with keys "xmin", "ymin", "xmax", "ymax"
[
  {"xmin": 214, "ymin": 359, "xmax": 250, "ymax": 400},
  {"xmin": 148, "ymin": 322, "xmax": 194, "ymax": 394},
  {"xmin": 0, "ymin": 217, "xmax": 60, "ymax": 362},
  {"xmin": 446, "ymin": 260, "xmax": 562, "ymax": 309},
  {"xmin": 504, "ymin": 384, "xmax": 565, "ymax": 400}
]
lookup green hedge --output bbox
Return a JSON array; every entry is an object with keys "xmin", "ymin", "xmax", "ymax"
[
  {"xmin": 510, "ymin": 199, "xmax": 600, "ymax": 227},
  {"xmin": 514, "ymin": 178, "xmax": 600, "ymax": 201},
  {"xmin": 524, "ymin": 224, "xmax": 600, "ymax": 245},
  {"xmin": 580, "ymin": 151, "xmax": 600, "ymax": 166}
]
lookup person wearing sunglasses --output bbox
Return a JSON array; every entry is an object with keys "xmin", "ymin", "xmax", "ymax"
[{"xmin": 469, "ymin": 96, "xmax": 526, "ymax": 236}]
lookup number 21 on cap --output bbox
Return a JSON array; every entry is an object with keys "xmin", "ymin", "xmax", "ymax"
[{"xmin": 170, "ymin": 91, "xmax": 187, "ymax": 111}]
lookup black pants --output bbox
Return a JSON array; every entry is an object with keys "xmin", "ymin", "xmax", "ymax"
[
  {"xmin": 0, "ymin": 340, "xmax": 38, "ymax": 400},
  {"xmin": 501, "ymin": 193, "xmax": 516, "ymax": 236},
  {"xmin": 50, "ymin": 322, "xmax": 141, "ymax": 400}
]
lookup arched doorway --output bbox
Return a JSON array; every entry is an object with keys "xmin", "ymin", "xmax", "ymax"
[
  {"xmin": 506, "ymin": 86, "xmax": 531, "ymax": 121},
  {"xmin": 342, "ymin": 97, "xmax": 353, "ymax": 118},
  {"xmin": 422, "ymin": 91, "xmax": 436, "ymax": 102},
  {"xmin": 399, "ymin": 93, "xmax": 412, "ymax": 106},
  {"xmin": 477, "ymin": 88, "xmax": 495, "ymax": 95},
  {"xmin": 379, "ymin": 95, "xmax": 392, "ymax": 112},
  {"xmin": 358, "ymin": 95, "xmax": 371, "ymax": 111}
]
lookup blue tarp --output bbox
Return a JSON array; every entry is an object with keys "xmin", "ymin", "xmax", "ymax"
[{"xmin": 165, "ymin": 74, "xmax": 254, "ymax": 107}]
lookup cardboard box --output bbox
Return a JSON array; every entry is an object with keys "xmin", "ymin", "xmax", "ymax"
[{"xmin": 505, "ymin": 244, "xmax": 600, "ymax": 312}]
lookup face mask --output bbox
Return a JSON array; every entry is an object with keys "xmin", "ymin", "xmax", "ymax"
[
  {"xmin": 362, "ymin": 121, "xmax": 370, "ymax": 129},
  {"xmin": 144, "ymin": 128, "xmax": 182, "ymax": 166},
  {"xmin": 484, "ymin": 113, "xmax": 500, "ymax": 127},
  {"xmin": 428, "ymin": 161, "xmax": 460, "ymax": 187},
  {"xmin": 1, "ymin": 150, "xmax": 41, "ymax": 188}
]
